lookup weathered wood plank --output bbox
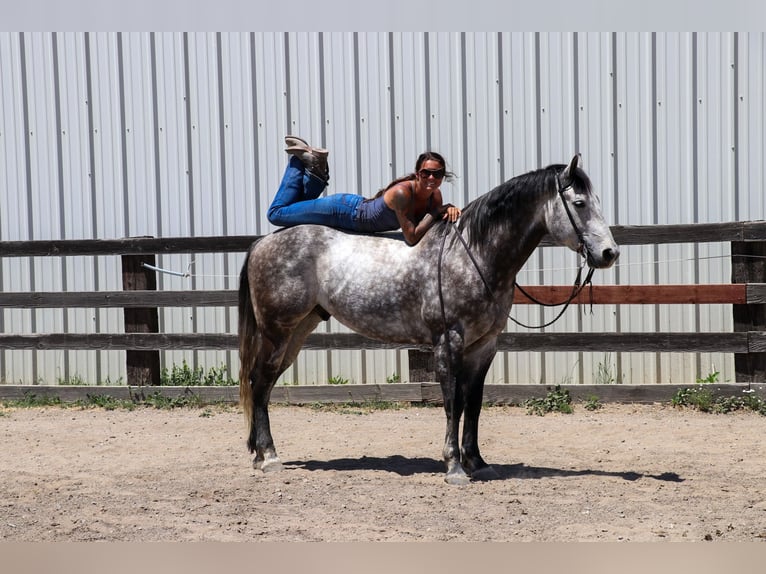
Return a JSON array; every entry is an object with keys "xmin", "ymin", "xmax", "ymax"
[
  {"xmin": 0, "ymin": 385, "xmax": 133, "ymax": 401},
  {"xmin": 747, "ymin": 284, "xmax": 766, "ymax": 304},
  {"xmin": 271, "ymin": 384, "xmax": 423, "ymax": 404},
  {"xmin": 749, "ymin": 332, "xmax": 766, "ymax": 353},
  {"xmin": 0, "ymin": 291, "xmax": 237, "ymax": 308},
  {"xmin": 608, "ymin": 222, "xmax": 756, "ymax": 245},
  {"xmin": 0, "ymin": 332, "xmax": 757, "ymax": 353},
  {"xmin": 732, "ymin": 240, "xmax": 766, "ymax": 382},
  {"xmin": 743, "ymin": 221, "xmax": 766, "ymax": 241},
  {"xmin": 3, "ymin": 284, "xmax": 763, "ymax": 309},
  {"xmin": 122, "ymin": 253, "xmax": 161, "ymax": 386},
  {"xmin": 495, "ymin": 332, "xmax": 750, "ymax": 353},
  {"xmin": 2, "ymin": 383, "xmax": 765, "ymax": 404},
  {"xmin": 0, "ymin": 236, "xmax": 260, "ymax": 257},
  {"xmin": 422, "ymin": 383, "xmax": 766, "ymax": 405},
  {"xmin": 0, "ymin": 333, "xmax": 239, "ymax": 350},
  {"xmin": 1, "ymin": 221, "xmax": 765, "ymax": 259}
]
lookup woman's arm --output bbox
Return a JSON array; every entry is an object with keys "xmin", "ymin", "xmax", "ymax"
[
  {"xmin": 388, "ymin": 186, "xmax": 437, "ymax": 245},
  {"xmin": 430, "ymin": 192, "xmax": 461, "ymax": 223}
]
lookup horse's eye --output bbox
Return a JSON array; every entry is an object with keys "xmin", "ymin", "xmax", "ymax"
[{"xmin": 572, "ymin": 199, "xmax": 586, "ymax": 208}]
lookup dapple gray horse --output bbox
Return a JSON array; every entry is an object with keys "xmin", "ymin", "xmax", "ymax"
[{"xmin": 239, "ymin": 155, "xmax": 619, "ymax": 485}]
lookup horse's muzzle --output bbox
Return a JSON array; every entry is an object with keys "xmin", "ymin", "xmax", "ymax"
[{"xmin": 587, "ymin": 246, "xmax": 620, "ymax": 268}]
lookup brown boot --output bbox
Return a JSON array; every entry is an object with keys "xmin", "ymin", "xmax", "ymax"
[
  {"xmin": 285, "ymin": 135, "xmax": 310, "ymax": 148},
  {"xmin": 285, "ymin": 138, "xmax": 329, "ymax": 182}
]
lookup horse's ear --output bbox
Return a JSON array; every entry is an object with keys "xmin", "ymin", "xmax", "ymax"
[{"xmin": 563, "ymin": 154, "xmax": 580, "ymax": 178}]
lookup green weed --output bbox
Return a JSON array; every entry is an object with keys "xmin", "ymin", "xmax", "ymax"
[
  {"xmin": 595, "ymin": 354, "xmax": 616, "ymax": 385},
  {"xmin": 309, "ymin": 400, "xmax": 405, "ymax": 414},
  {"xmin": 77, "ymin": 394, "xmax": 137, "ymax": 411},
  {"xmin": 672, "ymin": 384, "xmax": 766, "ymax": 416},
  {"xmin": 140, "ymin": 391, "xmax": 204, "ymax": 409},
  {"xmin": 160, "ymin": 361, "xmax": 235, "ymax": 386},
  {"xmin": 4, "ymin": 393, "xmax": 63, "ymax": 408},
  {"xmin": 524, "ymin": 385, "xmax": 573, "ymax": 416},
  {"xmin": 696, "ymin": 370, "xmax": 720, "ymax": 385},
  {"xmin": 583, "ymin": 395, "xmax": 603, "ymax": 411}
]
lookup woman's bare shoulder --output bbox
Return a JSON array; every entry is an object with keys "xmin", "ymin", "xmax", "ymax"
[{"xmin": 384, "ymin": 182, "xmax": 414, "ymax": 205}]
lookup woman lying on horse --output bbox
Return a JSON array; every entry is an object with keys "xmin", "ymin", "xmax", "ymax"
[{"xmin": 267, "ymin": 136, "xmax": 462, "ymax": 245}]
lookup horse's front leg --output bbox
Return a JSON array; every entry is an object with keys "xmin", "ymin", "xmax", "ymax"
[
  {"xmin": 460, "ymin": 340, "xmax": 500, "ymax": 481},
  {"xmin": 434, "ymin": 329, "xmax": 469, "ymax": 485}
]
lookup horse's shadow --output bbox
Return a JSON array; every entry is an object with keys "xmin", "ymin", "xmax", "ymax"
[{"xmin": 284, "ymin": 455, "xmax": 684, "ymax": 483}]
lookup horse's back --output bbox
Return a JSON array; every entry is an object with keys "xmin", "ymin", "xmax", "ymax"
[{"xmin": 249, "ymin": 225, "xmax": 435, "ymax": 343}]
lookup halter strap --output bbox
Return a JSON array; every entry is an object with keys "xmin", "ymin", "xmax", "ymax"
[{"xmin": 555, "ymin": 171, "xmax": 587, "ymax": 257}]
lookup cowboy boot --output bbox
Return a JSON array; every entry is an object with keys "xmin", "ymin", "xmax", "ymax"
[
  {"xmin": 285, "ymin": 135, "xmax": 309, "ymax": 148},
  {"xmin": 285, "ymin": 136, "xmax": 330, "ymax": 182}
]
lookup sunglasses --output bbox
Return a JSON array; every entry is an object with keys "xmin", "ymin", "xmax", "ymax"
[{"xmin": 418, "ymin": 168, "xmax": 446, "ymax": 179}]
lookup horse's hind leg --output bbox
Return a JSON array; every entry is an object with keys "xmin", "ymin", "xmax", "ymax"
[
  {"xmin": 248, "ymin": 312, "xmax": 324, "ymax": 472},
  {"xmin": 248, "ymin": 333, "xmax": 288, "ymax": 472}
]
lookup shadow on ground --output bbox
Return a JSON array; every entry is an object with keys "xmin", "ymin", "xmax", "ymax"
[{"xmin": 285, "ymin": 456, "xmax": 684, "ymax": 483}]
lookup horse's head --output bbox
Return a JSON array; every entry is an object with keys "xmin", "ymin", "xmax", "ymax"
[{"xmin": 544, "ymin": 155, "xmax": 620, "ymax": 269}]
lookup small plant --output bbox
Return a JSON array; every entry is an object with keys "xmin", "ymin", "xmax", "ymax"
[
  {"xmin": 386, "ymin": 373, "xmax": 401, "ymax": 384},
  {"xmin": 672, "ymin": 383, "xmax": 766, "ymax": 416},
  {"xmin": 6, "ymin": 393, "xmax": 63, "ymax": 408},
  {"xmin": 76, "ymin": 394, "xmax": 130, "ymax": 411},
  {"xmin": 696, "ymin": 370, "xmax": 720, "ymax": 385},
  {"xmin": 327, "ymin": 375, "xmax": 349, "ymax": 385},
  {"xmin": 57, "ymin": 374, "xmax": 88, "ymax": 386},
  {"xmin": 583, "ymin": 395, "xmax": 603, "ymax": 411},
  {"xmin": 595, "ymin": 355, "xmax": 616, "ymax": 385},
  {"xmin": 524, "ymin": 385, "xmax": 573, "ymax": 416},
  {"xmin": 140, "ymin": 391, "xmax": 204, "ymax": 409},
  {"xmin": 160, "ymin": 361, "xmax": 235, "ymax": 386},
  {"xmin": 671, "ymin": 386, "xmax": 716, "ymax": 412},
  {"xmin": 310, "ymin": 400, "xmax": 404, "ymax": 414}
]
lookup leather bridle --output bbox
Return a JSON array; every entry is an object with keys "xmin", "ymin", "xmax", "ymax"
[{"xmin": 437, "ymin": 168, "xmax": 595, "ymax": 331}]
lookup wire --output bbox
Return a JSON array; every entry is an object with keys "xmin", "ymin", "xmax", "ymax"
[{"xmin": 142, "ymin": 253, "xmax": 766, "ymax": 280}]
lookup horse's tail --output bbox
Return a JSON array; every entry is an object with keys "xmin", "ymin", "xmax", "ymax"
[{"xmin": 238, "ymin": 240, "xmax": 261, "ymax": 430}]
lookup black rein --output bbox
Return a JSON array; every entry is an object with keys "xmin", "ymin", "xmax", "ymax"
[{"xmin": 437, "ymin": 170, "xmax": 595, "ymax": 331}]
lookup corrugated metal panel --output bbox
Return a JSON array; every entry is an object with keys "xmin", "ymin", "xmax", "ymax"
[{"xmin": 1, "ymin": 32, "xmax": 764, "ymax": 386}]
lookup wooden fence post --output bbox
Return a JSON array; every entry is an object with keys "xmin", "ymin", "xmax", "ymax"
[
  {"xmin": 408, "ymin": 349, "xmax": 435, "ymax": 383},
  {"xmin": 121, "ymin": 251, "xmax": 161, "ymax": 385},
  {"xmin": 732, "ymin": 240, "xmax": 766, "ymax": 382}
]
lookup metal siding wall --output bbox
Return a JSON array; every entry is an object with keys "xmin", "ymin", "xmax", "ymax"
[
  {"xmin": 1, "ymin": 33, "xmax": 33, "ymax": 383},
  {"xmin": 154, "ymin": 32, "xmax": 193, "ymax": 374},
  {"xmin": 1, "ymin": 32, "xmax": 764, "ymax": 386}
]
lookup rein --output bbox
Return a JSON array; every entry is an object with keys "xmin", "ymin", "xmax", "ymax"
[{"xmin": 436, "ymin": 170, "xmax": 595, "ymax": 331}]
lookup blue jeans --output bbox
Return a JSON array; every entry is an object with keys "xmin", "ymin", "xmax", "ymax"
[{"xmin": 267, "ymin": 157, "xmax": 364, "ymax": 231}]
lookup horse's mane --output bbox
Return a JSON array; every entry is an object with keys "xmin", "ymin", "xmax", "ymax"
[{"xmin": 451, "ymin": 163, "xmax": 593, "ymax": 250}]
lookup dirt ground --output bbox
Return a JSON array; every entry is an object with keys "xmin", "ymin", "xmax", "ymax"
[{"xmin": 1, "ymin": 402, "xmax": 766, "ymax": 542}]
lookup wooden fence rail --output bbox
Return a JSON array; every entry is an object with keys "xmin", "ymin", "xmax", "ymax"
[
  {"xmin": 2, "ymin": 284, "xmax": 766, "ymax": 309},
  {"xmin": 1, "ymin": 220, "xmax": 765, "ymax": 385}
]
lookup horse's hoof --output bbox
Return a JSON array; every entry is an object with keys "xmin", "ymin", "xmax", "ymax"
[
  {"xmin": 444, "ymin": 471, "xmax": 471, "ymax": 486},
  {"xmin": 254, "ymin": 456, "xmax": 284, "ymax": 473},
  {"xmin": 470, "ymin": 465, "xmax": 499, "ymax": 481}
]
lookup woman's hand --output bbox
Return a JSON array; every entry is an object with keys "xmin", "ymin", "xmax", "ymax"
[{"xmin": 441, "ymin": 204, "xmax": 461, "ymax": 223}]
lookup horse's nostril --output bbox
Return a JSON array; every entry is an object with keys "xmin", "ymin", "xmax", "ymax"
[{"xmin": 603, "ymin": 248, "xmax": 619, "ymax": 263}]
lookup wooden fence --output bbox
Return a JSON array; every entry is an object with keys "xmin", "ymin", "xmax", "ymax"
[{"xmin": 1, "ymin": 220, "xmax": 765, "ymax": 403}]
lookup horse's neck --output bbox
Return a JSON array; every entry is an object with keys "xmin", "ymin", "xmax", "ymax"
[
  {"xmin": 467, "ymin": 214, "xmax": 548, "ymax": 291},
  {"xmin": 497, "ymin": 226, "xmax": 546, "ymax": 282}
]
